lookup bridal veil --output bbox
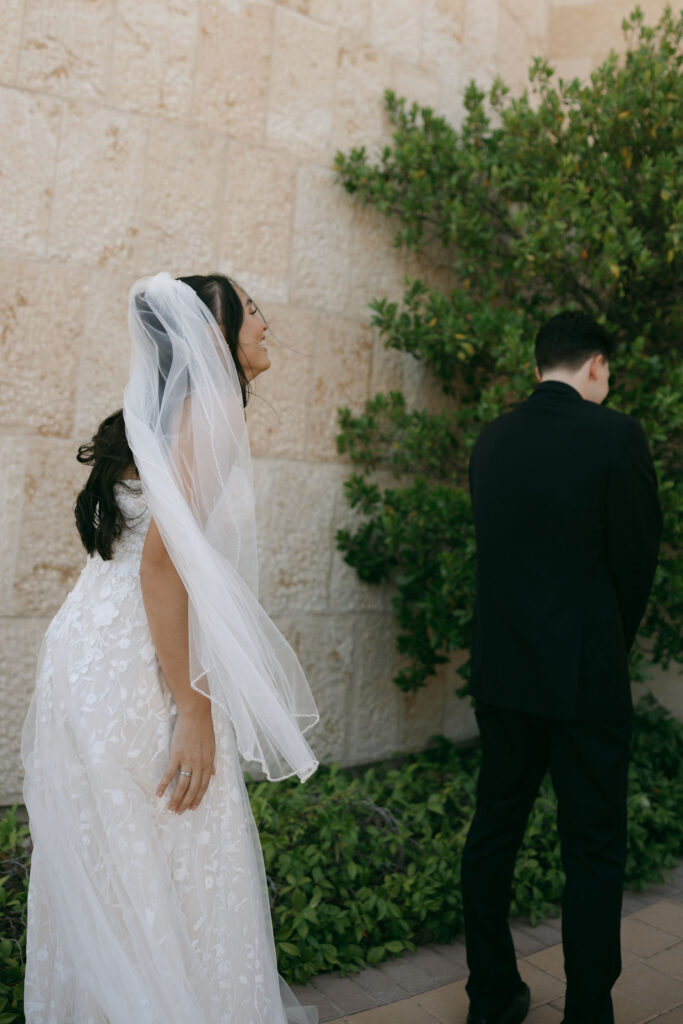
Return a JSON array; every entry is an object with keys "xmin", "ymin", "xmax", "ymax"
[{"xmin": 123, "ymin": 272, "xmax": 319, "ymax": 783}]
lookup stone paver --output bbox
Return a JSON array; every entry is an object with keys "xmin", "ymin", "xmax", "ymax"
[
  {"xmin": 352, "ymin": 966, "xmax": 410, "ymax": 1005},
  {"xmin": 632, "ymin": 902, "xmax": 683, "ymax": 939},
  {"xmin": 335, "ymin": 1000, "xmax": 442, "ymax": 1023},
  {"xmin": 654, "ymin": 1008, "xmax": 683, "ymax": 1023},
  {"xmin": 417, "ymin": 945, "xmax": 470, "ymax": 985},
  {"xmin": 527, "ymin": 942, "xmax": 566, "ymax": 981},
  {"xmin": 414, "ymin": 979, "xmax": 470, "ymax": 1020},
  {"xmin": 550, "ymin": 990, "xmax": 655, "ymax": 1024},
  {"xmin": 511, "ymin": 924, "xmax": 549, "ymax": 956},
  {"xmin": 309, "ymin": 974, "xmax": 378, "ymax": 1016},
  {"xmin": 294, "ymin": 983, "xmax": 342, "ymax": 1021},
  {"xmin": 614, "ymin": 962, "xmax": 683, "ymax": 1014},
  {"xmin": 428, "ymin": 940, "xmax": 470, "ymax": 969},
  {"xmin": 609, "ymin": 990, "xmax": 659, "ymax": 1023},
  {"xmin": 518, "ymin": 960, "xmax": 566, "ymax": 1006},
  {"xmin": 526, "ymin": 1007, "xmax": 564, "ymax": 1023},
  {"xmin": 622, "ymin": 917, "xmax": 681, "ymax": 957},
  {"xmin": 648, "ymin": 942, "xmax": 683, "ymax": 982},
  {"xmin": 374, "ymin": 955, "xmax": 439, "ymax": 996},
  {"xmin": 623, "ymin": 892, "xmax": 662, "ymax": 915},
  {"xmin": 515, "ymin": 920, "xmax": 565, "ymax": 949}
]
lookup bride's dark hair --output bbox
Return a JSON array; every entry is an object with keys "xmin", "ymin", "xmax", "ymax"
[
  {"xmin": 74, "ymin": 410, "xmax": 136, "ymax": 560},
  {"xmin": 74, "ymin": 273, "xmax": 248, "ymax": 560},
  {"xmin": 177, "ymin": 274, "xmax": 250, "ymax": 406}
]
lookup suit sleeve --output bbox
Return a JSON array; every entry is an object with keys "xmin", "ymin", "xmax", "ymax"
[{"xmin": 606, "ymin": 418, "xmax": 662, "ymax": 650}]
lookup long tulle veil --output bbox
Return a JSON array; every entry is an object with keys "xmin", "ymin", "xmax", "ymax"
[{"xmin": 123, "ymin": 272, "xmax": 319, "ymax": 783}]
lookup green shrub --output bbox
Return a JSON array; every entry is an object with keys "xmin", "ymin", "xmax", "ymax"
[
  {"xmin": 333, "ymin": 6, "xmax": 683, "ymax": 694},
  {"xmin": 626, "ymin": 694, "xmax": 683, "ymax": 884},
  {"xmin": 0, "ymin": 807, "xmax": 29, "ymax": 1024},
  {"xmin": 3, "ymin": 695, "xmax": 682, "ymax": 1005}
]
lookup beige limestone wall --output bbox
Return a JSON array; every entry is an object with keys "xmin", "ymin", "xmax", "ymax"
[{"xmin": 0, "ymin": 0, "xmax": 675, "ymax": 803}]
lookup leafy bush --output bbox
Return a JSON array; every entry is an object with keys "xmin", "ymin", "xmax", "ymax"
[
  {"xmin": 3, "ymin": 695, "xmax": 682, "ymax": 1008},
  {"xmin": 333, "ymin": 6, "xmax": 683, "ymax": 693},
  {"xmin": 0, "ymin": 807, "xmax": 30, "ymax": 1024}
]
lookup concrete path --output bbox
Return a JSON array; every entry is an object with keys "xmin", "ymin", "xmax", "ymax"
[{"xmin": 293, "ymin": 863, "xmax": 683, "ymax": 1023}]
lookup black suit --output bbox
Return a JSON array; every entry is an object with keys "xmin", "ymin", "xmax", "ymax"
[{"xmin": 462, "ymin": 381, "xmax": 661, "ymax": 1023}]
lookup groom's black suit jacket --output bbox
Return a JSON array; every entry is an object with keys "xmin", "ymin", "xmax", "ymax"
[{"xmin": 468, "ymin": 381, "xmax": 662, "ymax": 721}]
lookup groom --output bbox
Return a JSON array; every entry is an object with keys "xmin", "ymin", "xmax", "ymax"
[{"xmin": 461, "ymin": 311, "xmax": 662, "ymax": 1024}]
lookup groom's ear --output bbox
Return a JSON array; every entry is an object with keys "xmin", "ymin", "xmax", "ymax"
[{"xmin": 534, "ymin": 365, "xmax": 543, "ymax": 382}]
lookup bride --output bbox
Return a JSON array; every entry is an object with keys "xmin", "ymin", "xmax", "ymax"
[{"xmin": 21, "ymin": 272, "xmax": 319, "ymax": 1023}]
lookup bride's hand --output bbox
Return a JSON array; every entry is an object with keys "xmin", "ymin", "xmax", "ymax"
[{"xmin": 157, "ymin": 703, "xmax": 216, "ymax": 813}]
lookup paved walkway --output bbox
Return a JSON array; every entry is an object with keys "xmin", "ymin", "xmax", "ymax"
[{"xmin": 293, "ymin": 863, "xmax": 683, "ymax": 1023}]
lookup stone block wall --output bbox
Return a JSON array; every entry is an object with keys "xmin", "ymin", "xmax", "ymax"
[{"xmin": 0, "ymin": 0, "xmax": 673, "ymax": 803}]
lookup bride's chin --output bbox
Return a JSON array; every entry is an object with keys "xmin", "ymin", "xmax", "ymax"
[{"xmin": 246, "ymin": 361, "xmax": 270, "ymax": 382}]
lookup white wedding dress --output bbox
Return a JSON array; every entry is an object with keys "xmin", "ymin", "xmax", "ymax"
[{"xmin": 22, "ymin": 481, "xmax": 317, "ymax": 1024}]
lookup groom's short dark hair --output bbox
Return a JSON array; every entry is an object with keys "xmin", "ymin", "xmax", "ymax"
[{"xmin": 535, "ymin": 311, "xmax": 614, "ymax": 374}]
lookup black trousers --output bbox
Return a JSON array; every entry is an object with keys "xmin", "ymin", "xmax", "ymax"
[{"xmin": 461, "ymin": 703, "xmax": 631, "ymax": 1024}]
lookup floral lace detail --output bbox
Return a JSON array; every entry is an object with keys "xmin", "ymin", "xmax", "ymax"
[
  {"xmin": 45, "ymin": 482, "xmax": 156, "ymax": 711},
  {"xmin": 22, "ymin": 482, "xmax": 316, "ymax": 1024}
]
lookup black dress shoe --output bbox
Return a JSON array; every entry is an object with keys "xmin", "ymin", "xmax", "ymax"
[{"xmin": 466, "ymin": 982, "xmax": 531, "ymax": 1024}]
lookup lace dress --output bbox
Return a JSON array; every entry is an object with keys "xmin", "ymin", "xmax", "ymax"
[{"xmin": 22, "ymin": 481, "xmax": 317, "ymax": 1024}]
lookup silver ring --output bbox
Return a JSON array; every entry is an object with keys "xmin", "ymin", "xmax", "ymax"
[{"xmin": 178, "ymin": 769, "xmax": 192, "ymax": 777}]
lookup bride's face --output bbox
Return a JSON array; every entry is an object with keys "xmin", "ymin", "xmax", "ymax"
[{"xmin": 235, "ymin": 287, "xmax": 270, "ymax": 381}]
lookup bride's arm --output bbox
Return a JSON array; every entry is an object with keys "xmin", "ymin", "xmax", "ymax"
[{"xmin": 140, "ymin": 518, "xmax": 215, "ymax": 814}]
